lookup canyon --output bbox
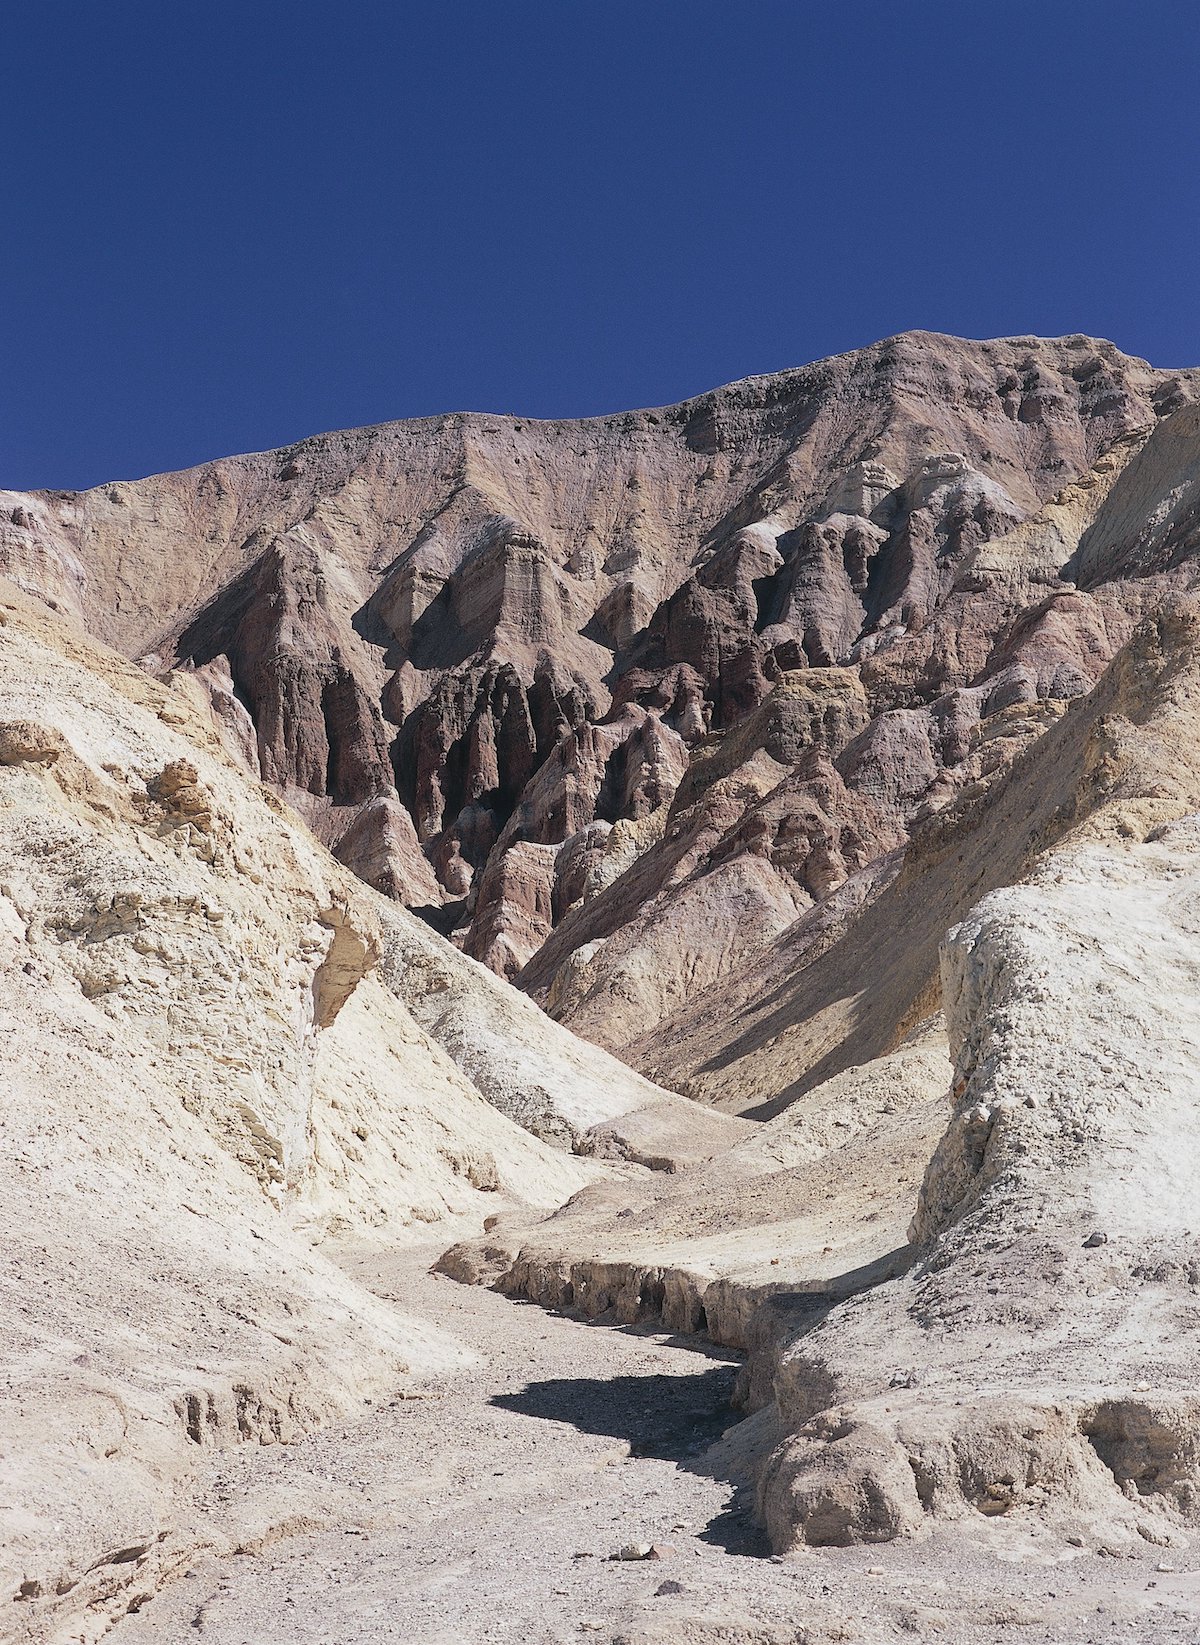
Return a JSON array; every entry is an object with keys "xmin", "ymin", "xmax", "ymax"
[{"xmin": 5, "ymin": 331, "xmax": 1200, "ymax": 1643}]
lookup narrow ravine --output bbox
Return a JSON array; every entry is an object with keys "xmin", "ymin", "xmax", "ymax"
[{"xmin": 102, "ymin": 1251, "xmax": 1200, "ymax": 1645}]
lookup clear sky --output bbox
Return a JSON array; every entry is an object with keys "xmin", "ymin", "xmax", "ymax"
[{"xmin": 4, "ymin": 0, "xmax": 1198, "ymax": 490}]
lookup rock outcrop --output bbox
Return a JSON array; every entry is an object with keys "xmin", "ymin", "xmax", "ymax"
[
  {"xmin": 0, "ymin": 581, "xmax": 703, "ymax": 1639},
  {"xmin": 4, "ymin": 333, "xmax": 1197, "ymax": 1050},
  {"xmin": 9, "ymin": 332, "xmax": 1200, "ymax": 1623},
  {"xmin": 762, "ymin": 816, "xmax": 1200, "ymax": 1551},
  {"xmin": 444, "ymin": 598, "xmax": 1200, "ymax": 1554}
]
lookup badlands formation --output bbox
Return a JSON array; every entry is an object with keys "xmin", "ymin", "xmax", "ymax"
[{"xmin": 4, "ymin": 332, "xmax": 1200, "ymax": 1641}]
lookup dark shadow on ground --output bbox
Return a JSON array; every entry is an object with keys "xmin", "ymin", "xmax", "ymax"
[
  {"xmin": 500, "ymin": 1294, "xmax": 744, "ymax": 1361},
  {"xmin": 493, "ymin": 1366, "xmax": 734, "ymax": 1462},
  {"xmin": 489, "ymin": 1251, "xmax": 915, "ymax": 1557},
  {"xmin": 491, "ymin": 1365, "xmax": 771, "ymax": 1557}
]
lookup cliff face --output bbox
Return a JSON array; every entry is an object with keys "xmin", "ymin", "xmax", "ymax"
[
  {"xmin": 0, "ymin": 577, "xmax": 735, "ymax": 1633},
  {"xmin": 11, "ymin": 334, "xmax": 1200, "ymax": 1618},
  {"xmin": 2, "ymin": 331, "xmax": 1197, "ymax": 1045},
  {"xmin": 445, "ymin": 594, "xmax": 1200, "ymax": 1557}
]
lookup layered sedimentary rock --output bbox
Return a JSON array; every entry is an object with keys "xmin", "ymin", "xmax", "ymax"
[
  {"xmin": 9, "ymin": 331, "xmax": 1200, "ymax": 1611},
  {"xmin": 4, "ymin": 332, "xmax": 1196, "ymax": 1021},
  {"xmin": 448, "ymin": 596, "xmax": 1200, "ymax": 1554},
  {"xmin": 760, "ymin": 816, "xmax": 1200, "ymax": 1551},
  {"xmin": 0, "ymin": 582, "xmax": 706, "ymax": 1639},
  {"xmin": 623, "ymin": 439, "xmax": 1200, "ymax": 1113}
]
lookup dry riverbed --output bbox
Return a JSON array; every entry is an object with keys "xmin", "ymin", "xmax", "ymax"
[{"xmin": 102, "ymin": 1250, "xmax": 1200, "ymax": 1645}]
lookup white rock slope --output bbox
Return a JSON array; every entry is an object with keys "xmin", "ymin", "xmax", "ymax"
[
  {"xmin": 0, "ymin": 581, "xmax": 682, "ymax": 1639},
  {"xmin": 761, "ymin": 822, "xmax": 1200, "ymax": 1549}
]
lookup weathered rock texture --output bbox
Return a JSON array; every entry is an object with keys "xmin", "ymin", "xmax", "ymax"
[
  {"xmin": 761, "ymin": 817, "xmax": 1200, "ymax": 1552},
  {"xmin": 447, "ymin": 596, "xmax": 1200, "ymax": 1556},
  {"xmin": 0, "ymin": 582, "xmax": 705, "ymax": 1640},
  {"xmin": 5, "ymin": 332, "xmax": 1198, "ymax": 1051},
  {"xmin": 11, "ymin": 334, "xmax": 1200, "ymax": 1613}
]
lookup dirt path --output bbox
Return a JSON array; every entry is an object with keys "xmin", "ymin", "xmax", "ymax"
[{"xmin": 105, "ymin": 1251, "xmax": 1200, "ymax": 1645}]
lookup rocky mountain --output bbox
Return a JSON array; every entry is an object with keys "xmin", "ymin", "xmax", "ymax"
[
  {"xmin": 9, "ymin": 333, "xmax": 1200, "ymax": 1643},
  {"xmin": 4, "ymin": 333, "xmax": 1197, "ymax": 1062},
  {"xmin": 449, "ymin": 591, "xmax": 1200, "ymax": 1555}
]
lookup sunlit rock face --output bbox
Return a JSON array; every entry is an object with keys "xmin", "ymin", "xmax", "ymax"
[{"xmin": 7, "ymin": 331, "xmax": 1199, "ymax": 1054}]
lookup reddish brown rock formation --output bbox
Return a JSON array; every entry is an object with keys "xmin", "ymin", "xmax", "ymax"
[{"xmin": 4, "ymin": 331, "xmax": 1199, "ymax": 1057}]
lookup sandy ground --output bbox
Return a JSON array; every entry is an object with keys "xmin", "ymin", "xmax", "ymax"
[{"xmin": 98, "ymin": 1249, "xmax": 1200, "ymax": 1645}]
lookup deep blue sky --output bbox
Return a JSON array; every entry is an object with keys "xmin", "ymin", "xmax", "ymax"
[{"xmin": 4, "ymin": 1, "xmax": 1198, "ymax": 491}]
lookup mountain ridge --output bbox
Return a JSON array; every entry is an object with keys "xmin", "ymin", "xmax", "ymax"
[
  {"xmin": 29, "ymin": 329, "xmax": 1189, "ymax": 491},
  {"xmin": 8, "ymin": 333, "xmax": 1200, "ymax": 1636},
  {"xmin": 4, "ymin": 330, "xmax": 1199, "ymax": 1099}
]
